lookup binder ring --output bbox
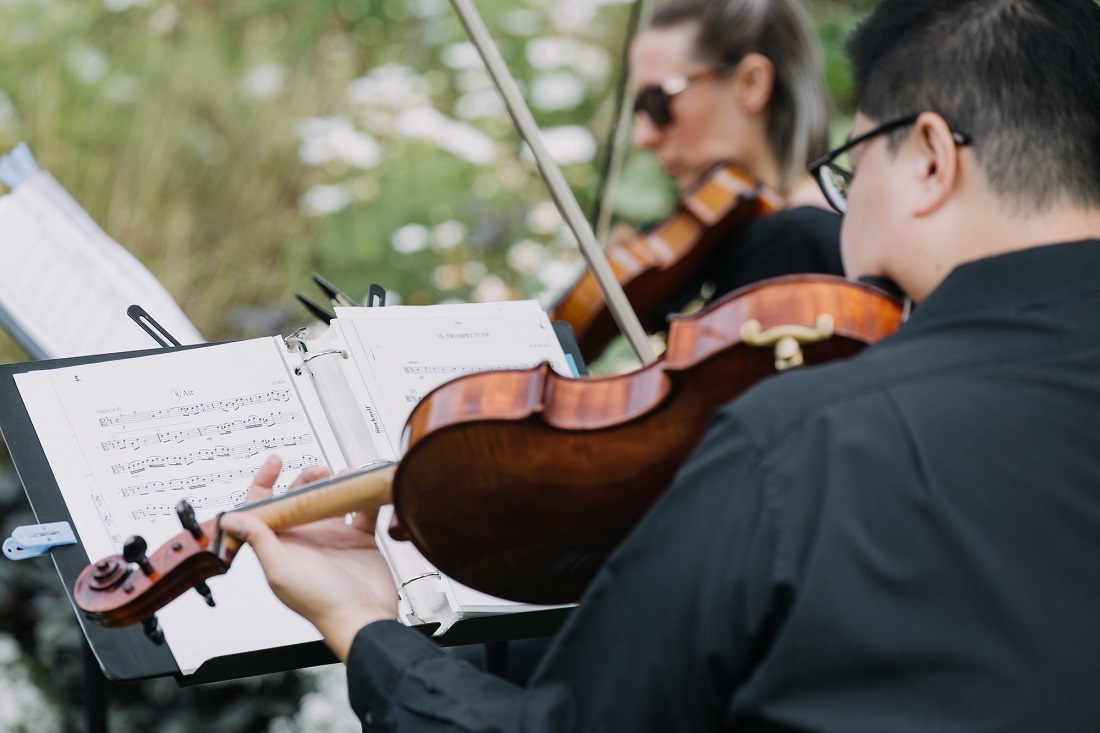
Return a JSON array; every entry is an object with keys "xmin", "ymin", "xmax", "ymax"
[
  {"xmin": 294, "ymin": 349, "xmax": 348, "ymax": 375},
  {"xmin": 284, "ymin": 327, "xmax": 310, "ymax": 353},
  {"xmin": 399, "ymin": 571, "xmax": 441, "ymax": 590}
]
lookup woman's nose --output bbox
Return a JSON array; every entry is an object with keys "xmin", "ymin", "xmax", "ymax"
[{"xmin": 632, "ymin": 113, "xmax": 664, "ymax": 149}]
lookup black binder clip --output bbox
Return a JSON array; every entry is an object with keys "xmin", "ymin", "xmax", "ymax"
[
  {"xmin": 311, "ymin": 272, "xmax": 358, "ymax": 308},
  {"xmin": 127, "ymin": 305, "xmax": 182, "ymax": 347},
  {"xmin": 3, "ymin": 522, "xmax": 77, "ymax": 560},
  {"xmin": 295, "ymin": 294, "xmax": 335, "ymax": 325},
  {"xmin": 297, "ymin": 274, "xmax": 388, "ymax": 323}
]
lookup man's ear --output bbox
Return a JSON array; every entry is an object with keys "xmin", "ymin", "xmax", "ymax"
[
  {"xmin": 733, "ymin": 52, "xmax": 775, "ymax": 114},
  {"xmin": 910, "ymin": 112, "xmax": 961, "ymax": 216}
]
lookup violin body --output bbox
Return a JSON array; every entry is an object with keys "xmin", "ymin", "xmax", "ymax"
[
  {"xmin": 392, "ymin": 275, "xmax": 903, "ymax": 604},
  {"xmin": 548, "ymin": 163, "xmax": 783, "ymax": 360}
]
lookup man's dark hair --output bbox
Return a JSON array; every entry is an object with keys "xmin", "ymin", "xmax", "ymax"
[{"xmin": 848, "ymin": 0, "xmax": 1100, "ymax": 209}]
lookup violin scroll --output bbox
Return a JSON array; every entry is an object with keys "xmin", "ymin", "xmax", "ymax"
[
  {"xmin": 72, "ymin": 462, "xmax": 396, "ymax": 640},
  {"xmin": 74, "ymin": 502, "xmax": 233, "ymax": 643}
]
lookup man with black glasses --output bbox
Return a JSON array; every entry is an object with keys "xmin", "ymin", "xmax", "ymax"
[{"xmin": 226, "ymin": 0, "xmax": 1100, "ymax": 730}]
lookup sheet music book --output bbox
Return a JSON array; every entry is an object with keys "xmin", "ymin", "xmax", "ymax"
[
  {"xmin": 0, "ymin": 143, "xmax": 204, "ymax": 359},
  {"xmin": 10, "ymin": 300, "xmax": 573, "ymax": 676}
]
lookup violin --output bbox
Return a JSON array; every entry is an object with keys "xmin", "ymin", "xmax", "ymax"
[
  {"xmin": 548, "ymin": 162, "xmax": 783, "ymax": 361},
  {"xmin": 73, "ymin": 275, "xmax": 902, "ymax": 636}
]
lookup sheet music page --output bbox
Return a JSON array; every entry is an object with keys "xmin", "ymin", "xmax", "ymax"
[
  {"xmin": 332, "ymin": 300, "xmax": 572, "ymax": 457},
  {"xmin": 13, "ymin": 338, "xmax": 343, "ymax": 675},
  {"xmin": 0, "ymin": 171, "xmax": 204, "ymax": 358}
]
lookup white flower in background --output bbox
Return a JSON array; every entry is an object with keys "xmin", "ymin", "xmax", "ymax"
[
  {"xmin": 67, "ymin": 44, "xmax": 108, "ymax": 84},
  {"xmin": 148, "ymin": 3, "xmax": 179, "ymax": 34},
  {"xmin": 462, "ymin": 260, "xmax": 488, "ymax": 284},
  {"xmin": 433, "ymin": 220, "xmax": 467, "ymax": 250},
  {"xmin": 538, "ymin": 258, "xmax": 585, "ymax": 293},
  {"xmin": 472, "ymin": 274, "xmax": 512, "ymax": 302},
  {"xmin": 454, "ymin": 90, "xmax": 503, "ymax": 121},
  {"xmin": 104, "ymin": 0, "xmax": 149, "ymax": 11},
  {"xmin": 454, "ymin": 68, "xmax": 494, "ymax": 94},
  {"xmin": 528, "ymin": 200, "xmax": 563, "ymax": 235},
  {"xmin": 526, "ymin": 37, "xmax": 579, "ymax": 70},
  {"xmin": 405, "ymin": 0, "xmax": 448, "ymax": 19},
  {"xmin": 573, "ymin": 44, "xmax": 612, "ymax": 81},
  {"xmin": 441, "ymin": 42, "xmax": 485, "ymax": 71},
  {"xmin": 241, "ymin": 62, "xmax": 287, "ymax": 100},
  {"xmin": 524, "ymin": 125, "xmax": 598, "ymax": 166},
  {"xmin": 502, "ymin": 9, "xmax": 541, "ymax": 36},
  {"xmin": 531, "ymin": 71, "xmax": 585, "ymax": 111},
  {"xmin": 527, "ymin": 37, "xmax": 611, "ymax": 81},
  {"xmin": 396, "ymin": 106, "xmax": 450, "ymax": 141},
  {"xmin": 297, "ymin": 116, "xmax": 383, "ymax": 169},
  {"xmin": 432, "ymin": 263, "xmax": 463, "ymax": 290},
  {"xmin": 391, "ymin": 223, "xmax": 431, "ymax": 254},
  {"xmin": 300, "ymin": 183, "xmax": 352, "ymax": 217},
  {"xmin": 548, "ymin": 0, "xmax": 598, "ymax": 34},
  {"xmin": 0, "ymin": 632, "xmax": 62, "ymax": 733},
  {"xmin": 396, "ymin": 107, "xmax": 496, "ymax": 165},
  {"xmin": 440, "ymin": 122, "xmax": 497, "ymax": 162},
  {"xmin": 347, "ymin": 64, "xmax": 431, "ymax": 111},
  {"xmin": 507, "ymin": 239, "xmax": 546, "ymax": 275}
]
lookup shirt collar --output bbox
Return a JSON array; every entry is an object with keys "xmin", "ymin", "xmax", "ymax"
[{"xmin": 905, "ymin": 239, "xmax": 1100, "ymax": 327}]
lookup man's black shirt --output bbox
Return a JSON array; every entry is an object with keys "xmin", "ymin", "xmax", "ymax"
[{"xmin": 349, "ymin": 239, "xmax": 1100, "ymax": 732}]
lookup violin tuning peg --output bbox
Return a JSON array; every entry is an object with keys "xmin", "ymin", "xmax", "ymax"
[
  {"xmin": 194, "ymin": 581, "xmax": 216, "ymax": 607},
  {"xmin": 176, "ymin": 500, "xmax": 203, "ymax": 539},
  {"xmin": 142, "ymin": 615, "xmax": 165, "ymax": 645},
  {"xmin": 123, "ymin": 535, "xmax": 155, "ymax": 576}
]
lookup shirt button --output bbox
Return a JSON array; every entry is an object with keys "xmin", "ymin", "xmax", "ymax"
[{"xmin": 364, "ymin": 711, "xmax": 374, "ymax": 728}]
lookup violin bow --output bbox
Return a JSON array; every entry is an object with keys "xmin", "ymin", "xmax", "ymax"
[
  {"xmin": 592, "ymin": 0, "xmax": 652, "ymax": 247},
  {"xmin": 448, "ymin": 0, "xmax": 658, "ymax": 365}
]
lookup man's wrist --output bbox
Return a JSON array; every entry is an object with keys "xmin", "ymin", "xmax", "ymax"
[{"xmin": 318, "ymin": 606, "xmax": 397, "ymax": 662}]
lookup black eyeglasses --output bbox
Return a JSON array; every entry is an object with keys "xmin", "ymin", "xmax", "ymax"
[
  {"xmin": 632, "ymin": 64, "xmax": 736, "ymax": 129},
  {"xmin": 808, "ymin": 114, "xmax": 973, "ymax": 214}
]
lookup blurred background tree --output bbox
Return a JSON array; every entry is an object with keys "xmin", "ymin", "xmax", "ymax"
[{"xmin": 0, "ymin": 0, "xmax": 875, "ymax": 730}]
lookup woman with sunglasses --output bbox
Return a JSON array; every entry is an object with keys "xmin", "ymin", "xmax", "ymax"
[{"xmin": 630, "ymin": 0, "xmax": 844, "ymax": 310}]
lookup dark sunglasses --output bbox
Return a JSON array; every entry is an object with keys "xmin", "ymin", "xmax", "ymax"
[
  {"xmin": 632, "ymin": 64, "xmax": 736, "ymax": 129},
  {"xmin": 808, "ymin": 113, "xmax": 973, "ymax": 214}
]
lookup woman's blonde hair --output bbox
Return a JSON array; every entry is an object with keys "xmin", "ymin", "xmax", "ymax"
[{"xmin": 649, "ymin": 0, "xmax": 830, "ymax": 193}]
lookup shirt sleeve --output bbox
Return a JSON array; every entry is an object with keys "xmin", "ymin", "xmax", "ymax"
[{"xmin": 346, "ymin": 404, "xmax": 785, "ymax": 732}]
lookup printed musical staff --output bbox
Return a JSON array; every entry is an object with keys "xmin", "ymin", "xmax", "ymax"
[
  {"xmin": 109, "ymin": 434, "xmax": 314, "ymax": 474},
  {"xmin": 402, "ymin": 363, "xmax": 538, "ymax": 375},
  {"xmin": 118, "ymin": 456, "xmax": 321, "ymax": 498},
  {"xmin": 128, "ymin": 489, "xmax": 249, "ymax": 521},
  {"xmin": 98, "ymin": 389, "xmax": 292, "ymax": 426},
  {"xmin": 99, "ymin": 412, "xmax": 303, "ymax": 451}
]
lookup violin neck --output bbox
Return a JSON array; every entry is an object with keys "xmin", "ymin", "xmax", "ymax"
[{"xmin": 241, "ymin": 463, "xmax": 396, "ymax": 532}]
